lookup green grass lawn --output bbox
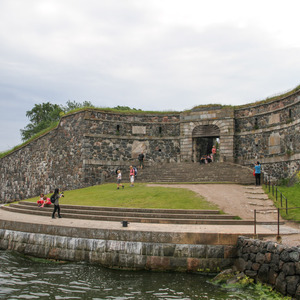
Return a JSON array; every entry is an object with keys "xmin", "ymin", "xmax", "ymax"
[
  {"xmin": 263, "ymin": 183, "xmax": 300, "ymax": 222},
  {"xmin": 24, "ymin": 183, "xmax": 220, "ymax": 211}
]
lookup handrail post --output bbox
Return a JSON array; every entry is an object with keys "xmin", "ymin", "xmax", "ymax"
[
  {"xmin": 286, "ymin": 198, "xmax": 288, "ymax": 215},
  {"xmin": 254, "ymin": 209, "xmax": 257, "ymax": 235},
  {"xmin": 277, "ymin": 208, "xmax": 280, "ymax": 237}
]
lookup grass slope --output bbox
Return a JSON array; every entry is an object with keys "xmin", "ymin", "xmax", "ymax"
[
  {"xmin": 24, "ymin": 183, "xmax": 220, "ymax": 211},
  {"xmin": 263, "ymin": 184, "xmax": 300, "ymax": 222}
]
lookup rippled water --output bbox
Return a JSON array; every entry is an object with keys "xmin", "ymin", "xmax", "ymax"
[{"xmin": 0, "ymin": 250, "xmax": 262, "ymax": 299}]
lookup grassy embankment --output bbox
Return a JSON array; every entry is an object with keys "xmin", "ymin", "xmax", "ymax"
[
  {"xmin": 263, "ymin": 184, "xmax": 300, "ymax": 222},
  {"xmin": 24, "ymin": 183, "xmax": 221, "ymax": 211}
]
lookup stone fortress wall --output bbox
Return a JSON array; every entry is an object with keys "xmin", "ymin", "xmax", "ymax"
[
  {"xmin": 0, "ymin": 110, "xmax": 182, "ymax": 202},
  {"xmin": 234, "ymin": 91, "xmax": 300, "ymax": 179},
  {"xmin": 1, "ymin": 89, "xmax": 300, "ymax": 202}
]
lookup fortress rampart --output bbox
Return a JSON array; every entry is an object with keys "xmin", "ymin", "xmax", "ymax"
[{"xmin": 1, "ymin": 90, "xmax": 300, "ymax": 202}]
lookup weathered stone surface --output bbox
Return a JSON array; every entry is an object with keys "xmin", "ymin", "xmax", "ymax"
[
  {"xmin": 256, "ymin": 252, "xmax": 265, "ymax": 264},
  {"xmin": 275, "ymin": 272, "xmax": 287, "ymax": 295},
  {"xmin": 286, "ymin": 275, "xmax": 300, "ymax": 296},
  {"xmin": 281, "ymin": 250, "xmax": 291, "ymax": 262},
  {"xmin": 265, "ymin": 252, "xmax": 272, "ymax": 263},
  {"xmin": 295, "ymin": 284, "xmax": 300, "ymax": 299},
  {"xmin": 296, "ymin": 262, "xmax": 300, "ymax": 275},
  {"xmin": 245, "ymin": 270, "xmax": 257, "ymax": 278},
  {"xmin": 282, "ymin": 262, "xmax": 296, "ymax": 276},
  {"xmin": 234, "ymin": 258, "xmax": 246, "ymax": 271},
  {"xmin": 207, "ymin": 245, "xmax": 224, "ymax": 258},
  {"xmin": 289, "ymin": 251, "xmax": 300, "ymax": 262},
  {"xmin": 268, "ymin": 269, "xmax": 278, "ymax": 285},
  {"xmin": 258, "ymin": 264, "xmax": 270, "ymax": 283},
  {"xmin": 252, "ymin": 262, "xmax": 260, "ymax": 271}
]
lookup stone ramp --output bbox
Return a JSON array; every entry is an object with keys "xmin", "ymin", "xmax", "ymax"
[{"xmin": 1, "ymin": 201, "xmax": 280, "ymax": 225}]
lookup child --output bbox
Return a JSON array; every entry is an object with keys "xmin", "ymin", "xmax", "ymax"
[
  {"xmin": 37, "ymin": 193, "xmax": 45, "ymax": 207},
  {"xmin": 43, "ymin": 196, "xmax": 52, "ymax": 207},
  {"xmin": 117, "ymin": 170, "xmax": 124, "ymax": 189},
  {"xmin": 129, "ymin": 166, "xmax": 135, "ymax": 187}
]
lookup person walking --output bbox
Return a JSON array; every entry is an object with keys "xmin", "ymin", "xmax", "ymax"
[
  {"xmin": 51, "ymin": 188, "xmax": 63, "ymax": 219},
  {"xmin": 138, "ymin": 152, "xmax": 144, "ymax": 169},
  {"xmin": 116, "ymin": 170, "xmax": 124, "ymax": 189},
  {"xmin": 129, "ymin": 166, "xmax": 135, "ymax": 187},
  {"xmin": 254, "ymin": 161, "xmax": 261, "ymax": 186}
]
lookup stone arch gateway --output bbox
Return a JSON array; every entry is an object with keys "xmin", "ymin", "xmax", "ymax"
[{"xmin": 180, "ymin": 108, "xmax": 235, "ymax": 163}]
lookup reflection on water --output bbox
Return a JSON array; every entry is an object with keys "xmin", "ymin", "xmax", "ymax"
[{"xmin": 0, "ymin": 250, "xmax": 261, "ymax": 299}]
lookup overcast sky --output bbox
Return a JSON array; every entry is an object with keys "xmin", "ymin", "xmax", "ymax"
[{"xmin": 1, "ymin": 0, "xmax": 300, "ymax": 152}]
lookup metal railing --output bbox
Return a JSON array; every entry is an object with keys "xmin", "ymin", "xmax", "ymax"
[
  {"xmin": 264, "ymin": 176, "xmax": 289, "ymax": 214},
  {"xmin": 254, "ymin": 207, "xmax": 300, "ymax": 237}
]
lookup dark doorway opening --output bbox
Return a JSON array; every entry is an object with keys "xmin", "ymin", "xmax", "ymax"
[
  {"xmin": 193, "ymin": 137, "xmax": 218, "ymax": 162},
  {"xmin": 192, "ymin": 125, "xmax": 220, "ymax": 163}
]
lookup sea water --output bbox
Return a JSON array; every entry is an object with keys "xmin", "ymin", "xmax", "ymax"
[{"xmin": 0, "ymin": 250, "xmax": 272, "ymax": 299}]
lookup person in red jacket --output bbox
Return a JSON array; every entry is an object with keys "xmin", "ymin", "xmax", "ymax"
[
  {"xmin": 43, "ymin": 196, "xmax": 52, "ymax": 207},
  {"xmin": 211, "ymin": 145, "xmax": 217, "ymax": 162},
  {"xmin": 37, "ymin": 193, "xmax": 45, "ymax": 207}
]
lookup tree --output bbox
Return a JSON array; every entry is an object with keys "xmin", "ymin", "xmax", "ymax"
[
  {"xmin": 20, "ymin": 102, "xmax": 63, "ymax": 141},
  {"xmin": 20, "ymin": 101, "xmax": 94, "ymax": 141}
]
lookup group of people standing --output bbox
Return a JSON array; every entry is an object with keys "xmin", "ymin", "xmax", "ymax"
[
  {"xmin": 116, "ymin": 165, "xmax": 137, "ymax": 189},
  {"xmin": 116, "ymin": 152, "xmax": 145, "ymax": 189}
]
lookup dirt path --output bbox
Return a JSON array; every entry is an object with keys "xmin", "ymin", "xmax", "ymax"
[{"xmin": 147, "ymin": 183, "xmax": 300, "ymax": 247}]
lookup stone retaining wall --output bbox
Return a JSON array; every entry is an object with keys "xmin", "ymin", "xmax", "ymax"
[
  {"xmin": 0, "ymin": 220, "xmax": 238, "ymax": 272},
  {"xmin": 235, "ymin": 236, "xmax": 300, "ymax": 298},
  {"xmin": 1, "ymin": 220, "xmax": 298, "ymax": 298}
]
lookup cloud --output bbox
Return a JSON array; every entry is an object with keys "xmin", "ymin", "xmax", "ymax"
[{"xmin": 0, "ymin": 0, "xmax": 300, "ymax": 151}]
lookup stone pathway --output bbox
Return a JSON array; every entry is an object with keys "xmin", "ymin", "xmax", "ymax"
[{"xmin": 147, "ymin": 184, "xmax": 300, "ymax": 246}]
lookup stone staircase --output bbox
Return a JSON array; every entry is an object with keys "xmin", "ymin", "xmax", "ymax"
[
  {"xmin": 108, "ymin": 162, "xmax": 255, "ymax": 185},
  {"xmin": 1, "ymin": 201, "xmax": 278, "ymax": 225}
]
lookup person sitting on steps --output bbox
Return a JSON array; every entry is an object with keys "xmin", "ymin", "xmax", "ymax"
[{"xmin": 37, "ymin": 193, "xmax": 45, "ymax": 207}]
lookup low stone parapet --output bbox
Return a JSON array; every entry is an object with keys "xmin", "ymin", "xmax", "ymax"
[{"xmin": 0, "ymin": 219, "xmax": 239, "ymax": 273}]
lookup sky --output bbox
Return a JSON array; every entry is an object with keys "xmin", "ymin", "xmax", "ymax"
[{"xmin": 1, "ymin": 0, "xmax": 300, "ymax": 152}]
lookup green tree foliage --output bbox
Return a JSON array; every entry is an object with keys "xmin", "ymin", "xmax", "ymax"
[
  {"xmin": 20, "ymin": 101, "xmax": 94, "ymax": 141},
  {"xmin": 113, "ymin": 105, "xmax": 141, "ymax": 111},
  {"xmin": 62, "ymin": 100, "xmax": 94, "ymax": 112},
  {"xmin": 20, "ymin": 102, "xmax": 63, "ymax": 141}
]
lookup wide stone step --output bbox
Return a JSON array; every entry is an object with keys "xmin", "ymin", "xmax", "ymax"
[
  {"xmin": 9, "ymin": 203, "xmax": 237, "ymax": 220},
  {"xmin": 109, "ymin": 162, "xmax": 255, "ymax": 185},
  {"xmin": 18, "ymin": 201, "xmax": 221, "ymax": 215},
  {"xmin": 2, "ymin": 205, "xmax": 276, "ymax": 225},
  {"xmin": 1, "ymin": 203, "xmax": 280, "ymax": 225}
]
